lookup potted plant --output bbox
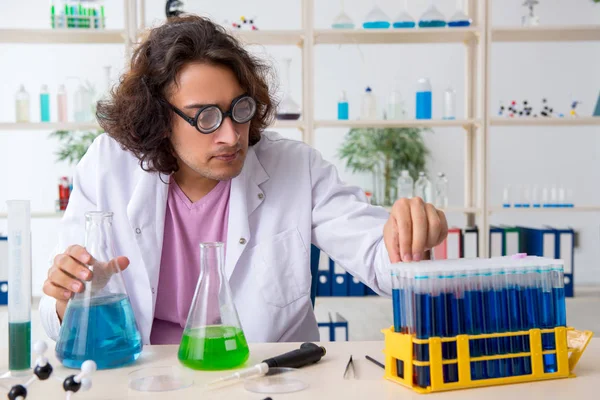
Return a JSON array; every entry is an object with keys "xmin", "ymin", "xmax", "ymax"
[
  {"xmin": 338, "ymin": 126, "xmax": 431, "ymax": 206},
  {"xmin": 50, "ymin": 129, "xmax": 103, "ymax": 165}
]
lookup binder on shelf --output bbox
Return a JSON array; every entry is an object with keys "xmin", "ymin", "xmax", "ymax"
[
  {"xmin": 552, "ymin": 227, "xmax": 575, "ymax": 298},
  {"xmin": 489, "ymin": 226, "xmax": 504, "ymax": 257},
  {"xmin": 500, "ymin": 225, "xmax": 524, "ymax": 256},
  {"xmin": 521, "ymin": 226, "xmax": 556, "ymax": 259},
  {"xmin": 331, "ymin": 261, "xmax": 348, "ymax": 296},
  {"xmin": 433, "ymin": 228, "xmax": 461, "ymax": 260},
  {"xmin": 317, "ymin": 312, "xmax": 349, "ymax": 341},
  {"xmin": 462, "ymin": 226, "xmax": 479, "ymax": 258},
  {"xmin": 317, "ymin": 249, "xmax": 332, "ymax": 297},
  {"xmin": 348, "ymin": 274, "xmax": 366, "ymax": 296},
  {"xmin": 0, "ymin": 237, "xmax": 7, "ymax": 305}
]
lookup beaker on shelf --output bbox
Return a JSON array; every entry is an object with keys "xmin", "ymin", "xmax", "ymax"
[
  {"xmin": 448, "ymin": 0, "xmax": 471, "ymax": 27},
  {"xmin": 332, "ymin": 0, "xmax": 355, "ymax": 29},
  {"xmin": 276, "ymin": 58, "xmax": 301, "ymax": 120},
  {"xmin": 178, "ymin": 242, "xmax": 249, "ymax": 371},
  {"xmin": 55, "ymin": 211, "xmax": 143, "ymax": 370},
  {"xmin": 419, "ymin": 0, "xmax": 446, "ymax": 28},
  {"xmin": 393, "ymin": 0, "xmax": 415, "ymax": 28},
  {"xmin": 362, "ymin": 4, "xmax": 391, "ymax": 29}
]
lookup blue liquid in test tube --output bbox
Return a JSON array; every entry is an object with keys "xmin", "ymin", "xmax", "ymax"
[
  {"xmin": 464, "ymin": 270, "xmax": 486, "ymax": 380},
  {"xmin": 442, "ymin": 273, "xmax": 460, "ymax": 383},
  {"xmin": 505, "ymin": 267, "xmax": 525, "ymax": 376},
  {"xmin": 391, "ymin": 269, "xmax": 404, "ymax": 378},
  {"xmin": 521, "ymin": 266, "xmax": 541, "ymax": 375},
  {"xmin": 414, "ymin": 273, "xmax": 432, "ymax": 388},
  {"xmin": 482, "ymin": 271, "xmax": 501, "ymax": 378},
  {"xmin": 539, "ymin": 264, "xmax": 557, "ymax": 373}
]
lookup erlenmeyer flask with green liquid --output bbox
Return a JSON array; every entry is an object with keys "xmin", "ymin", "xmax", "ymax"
[{"xmin": 178, "ymin": 242, "xmax": 250, "ymax": 370}]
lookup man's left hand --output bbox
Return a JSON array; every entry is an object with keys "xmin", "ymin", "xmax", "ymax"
[{"xmin": 383, "ymin": 197, "xmax": 448, "ymax": 263}]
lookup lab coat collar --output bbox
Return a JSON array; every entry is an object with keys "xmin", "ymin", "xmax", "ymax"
[{"xmin": 225, "ymin": 145, "xmax": 269, "ymax": 280}]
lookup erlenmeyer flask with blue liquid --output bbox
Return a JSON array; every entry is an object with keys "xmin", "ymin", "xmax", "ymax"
[
  {"xmin": 419, "ymin": 0, "xmax": 446, "ymax": 28},
  {"xmin": 55, "ymin": 211, "xmax": 143, "ymax": 370}
]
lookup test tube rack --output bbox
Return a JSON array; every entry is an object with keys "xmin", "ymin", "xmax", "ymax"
[{"xmin": 382, "ymin": 326, "xmax": 592, "ymax": 394}]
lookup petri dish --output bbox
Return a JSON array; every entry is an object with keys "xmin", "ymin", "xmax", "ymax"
[
  {"xmin": 128, "ymin": 366, "xmax": 194, "ymax": 392},
  {"xmin": 244, "ymin": 367, "xmax": 309, "ymax": 394}
]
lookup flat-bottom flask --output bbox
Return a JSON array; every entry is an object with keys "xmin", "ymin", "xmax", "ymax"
[
  {"xmin": 55, "ymin": 211, "xmax": 143, "ymax": 369},
  {"xmin": 178, "ymin": 242, "xmax": 249, "ymax": 371}
]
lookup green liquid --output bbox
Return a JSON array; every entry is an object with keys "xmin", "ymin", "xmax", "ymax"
[
  {"xmin": 178, "ymin": 326, "xmax": 249, "ymax": 371},
  {"xmin": 9, "ymin": 321, "xmax": 31, "ymax": 371}
]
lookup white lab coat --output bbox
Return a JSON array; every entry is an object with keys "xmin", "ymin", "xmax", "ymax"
[{"xmin": 39, "ymin": 131, "xmax": 393, "ymax": 344}]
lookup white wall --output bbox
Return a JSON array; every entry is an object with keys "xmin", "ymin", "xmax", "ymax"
[{"xmin": 0, "ymin": 0, "xmax": 599, "ymax": 297}]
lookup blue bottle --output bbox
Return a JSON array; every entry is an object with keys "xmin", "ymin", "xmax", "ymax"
[
  {"xmin": 416, "ymin": 78, "xmax": 432, "ymax": 120},
  {"xmin": 337, "ymin": 91, "xmax": 349, "ymax": 120},
  {"xmin": 40, "ymin": 85, "xmax": 50, "ymax": 122}
]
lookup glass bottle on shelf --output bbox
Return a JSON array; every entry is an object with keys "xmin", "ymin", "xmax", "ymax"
[
  {"xmin": 15, "ymin": 85, "xmax": 30, "ymax": 123},
  {"xmin": 522, "ymin": 0, "xmax": 540, "ymax": 27},
  {"xmin": 448, "ymin": 0, "xmax": 472, "ymax": 27},
  {"xmin": 393, "ymin": 0, "xmax": 416, "ymax": 28},
  {"xmin": 419, "ymin": 0, "xmax": 446, "ymax": 28},
  {"xmin": 57, "ymin": 84, "xmax": 68, "ymax": 123},
  {"xmin": 275, "ymin": 58, "xmax": 301, "ymax": 121},
  {"xmin": 363, "ymin": 3, "xmax": 391, "ymax": 29},
  {"xmin": 387, "ymin": 87, "xmax": 406, "ymax": 120},
  {"xmin": 332, "ymin": 0, "xmax": 355, "ymax": 29},
  {"xmin": 361, "ymin": 87, "xmax": 378, "ymax": 120},
  {"xmin": 40, "ymin": 84, "xmax": 51, "ymax": 122}
]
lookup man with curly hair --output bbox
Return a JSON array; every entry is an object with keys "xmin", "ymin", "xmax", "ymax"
[{"xmin": 40, "ymin": 15, "xmax": 448, "ymax": 345}]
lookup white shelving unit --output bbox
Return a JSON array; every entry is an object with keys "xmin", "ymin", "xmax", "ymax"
[{"xmin": 1, "ymin": 0, "xmax": 599, "ymax": 258}]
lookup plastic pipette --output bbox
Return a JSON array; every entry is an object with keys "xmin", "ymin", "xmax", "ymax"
[{"xmin": 205, "ymin": 342, "xmax": 326, "ymax": 389}]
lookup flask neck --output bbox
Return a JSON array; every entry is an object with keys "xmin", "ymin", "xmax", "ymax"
[{"xmin": 84, "ymin": 212, "xmax": 115, "ymax": 263}]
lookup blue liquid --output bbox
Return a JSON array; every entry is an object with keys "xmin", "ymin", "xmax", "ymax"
[
  {"xmin": 393, "ymin": 21, "xmax": 416, "ymax": 28},
  {"xmin": 448, "ymin": 20, "xmax": 471, "ymax": 27},
  {"xmin": 363, "ymin": 21, "xmax": 391, "ymax": 29},
  {"xmin": 442, "ymin": 293, "xmax": 459, "ymax": 383},
  {"xmin": 506, "ymin": 286, "xmax": 525, "ymax": 376},
  {"xmin": 553, "ymin": 287, "xmax": 566, "ymax": 327},
  {"xmin": 415, "ymin": 293, "xmax": 432, "ymax": 388},
  {"xmin": 419, "ymin": 20, "xmax": 447, "ymax": 28},
  {"xmin": 392, "ymin": 288, "xmax": 401, "ymax": 332},
  {"xmin": 497, "ymin": 289, "xmax": 511, "ymax": 377},
  {"xmin": 483, "ymin": 289, "xmax": 501, "ymax": 378},
  {"xmin": 464, "ymin": 290, "xmax": 486, "ymax": 380},
  {"xmin": 40, "ymin": 93, "xmax": 50, "ymax": 122},
  {"xmin": 540, "ymin": 290, "xmax": 557, "ymax": 372},
  {"xmin": 56, "ymin": 294, "xmax": 143, "ymax": 369},
  {"xmin": 337, "ymin": 102, "xmax": 349, "ymax": 120},
  {"xmin": 332, "ymin": 23, "xmax": 355, "ymax": 29},
  {"xmin": 522, "ymin": 287, "xmax": 541, "ymax": 375},
  {"xmin": 416, "ymin": 91, "xmax": 432, "ymax": 119}
]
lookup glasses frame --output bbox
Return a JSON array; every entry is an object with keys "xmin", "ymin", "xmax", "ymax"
[{"xmin": 170, "ymin": 93, "xmax": 256, "ymax": 134}]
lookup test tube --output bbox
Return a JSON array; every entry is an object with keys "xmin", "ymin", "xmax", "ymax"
[
  {"xmin": 520, "ymin": 263, "xmax": 540, "ymax": 375},
  {"xmin": 391, "ymin": 267, "xmax": 405, "ymax": 378},
  {"xmin": 551, "ymin": 264, "xmax": 566, "ymax": 327},
  {"xmin": 464, "ymin": 265, "xmax": 485, "ymax": 380},
  {"xmin": 505, "ymin": 264, "xmax": 524, "ymax": 377},
  {"xmin": 482, "ymin": 269, "xmax": 500, "ymax": 378},
  {"xmin": 442, "ymin": 269, "xmax": 459, "ymax": 383},
  {"xmin": 493, "ymin": 267, "xmax": 510, "ymax": 377},
  {"xmin": 539, "ymin": 263, "xmax": 557, "ymax": 373},
  {"xmin": 6, "ymin": 200, "xmax": 32, "ymax": 376},
  {"xmin": 414, "ymin": 268, "xmax": 432, "ymax": 388}
]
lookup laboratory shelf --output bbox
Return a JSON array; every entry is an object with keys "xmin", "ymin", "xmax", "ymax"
[
  {"xmin": 272, "ymin": 119, "xmax": 305, "ymax": 129},
  {"xmin": 0, "ymin": 122, "xmax": 101, "ymax": 131},
  {"xmin": 0, "ymin": 29, "xmax": 126, "ymax": 44},
  {"xmin": 491, "ymin": 25, "xmax": 600, "ymax": 43},
  {"xmin": 315, "ymin": 119, "xmax": 478, "ymax": 129},
  {"xmin": 489, "ymin": 206, "xmax": 600, "ymax": 214},
  {"xmin": 0, "ymin": 211, "xmax": 64, "ymax": 219},
  {"xmin": 232, "ymin": 30, "xmax": 304, "ymax": 46},
  {"xmin": 490, "ymin": 117, "xmax": 600, "ymax": 127},
  {"xmin": 314, "ymin": 27, "xmax": 480, "ymax": 45}
]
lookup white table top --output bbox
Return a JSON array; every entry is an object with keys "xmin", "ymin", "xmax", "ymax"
[{"xmin": 0, "ymin": 339, "xmax": 597, "ymax": 399}]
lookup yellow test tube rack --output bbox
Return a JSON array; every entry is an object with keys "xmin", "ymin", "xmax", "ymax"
[{"xmin": 383, "ymin": 326, "xmax": 592, "ymax": 394}]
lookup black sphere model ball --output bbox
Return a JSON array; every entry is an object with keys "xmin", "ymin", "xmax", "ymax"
[
  {"xmin": 63, "ymin": 376, "xmax": 82, "ymax": 393},
  {"xmin": 8, "ymin": 385, "xmax": 27, "ymax": 400},
  {"xmin": 34, "ymin": 363, "xmax": 53, "ymax": 380}
]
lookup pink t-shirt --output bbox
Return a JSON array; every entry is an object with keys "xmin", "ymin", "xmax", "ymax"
[{"xmin": 150, "ymin": 178, "xmax": 231, "ymax": 345}]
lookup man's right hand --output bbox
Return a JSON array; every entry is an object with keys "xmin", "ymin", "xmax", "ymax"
[{"xmin": 43, "ymin": 245, "xmax": 130, "ymax": 321}]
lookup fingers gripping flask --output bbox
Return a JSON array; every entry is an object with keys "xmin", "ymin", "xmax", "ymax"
[
  {"xmin": 55, "ymin": 212, "xmax": 143, "ymax": 369},
  {"xmin": 178, "ymin": 242, "xmax": 250, "ymax": 370}
]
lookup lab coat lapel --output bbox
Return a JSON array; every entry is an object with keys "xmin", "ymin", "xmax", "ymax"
[
  {"xmin": 126, "ymin": 169, "xmax": 169, "ymax": 294},
  {"xmin": 225, "ymin": 146, "xmax": 268, "ymax": 280}
]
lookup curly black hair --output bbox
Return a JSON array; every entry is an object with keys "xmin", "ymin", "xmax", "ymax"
[{"xmin": 97, "ymin": 15, "xmax": 275, "ymax": 174}]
